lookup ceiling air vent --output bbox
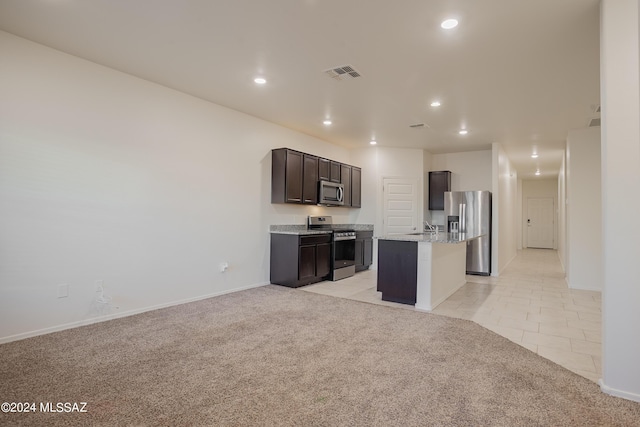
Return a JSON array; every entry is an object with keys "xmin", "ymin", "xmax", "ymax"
[
  {"xmin": 324, "ymin": 64, "xmax": 362, "ymax": 81},
  {"xmin": 409, "ymin": 123, "xmax": 429, "ymax": 129},
  {"xmin": 588, "ymin": 117, "xmax": 601, "ymax": 127}
]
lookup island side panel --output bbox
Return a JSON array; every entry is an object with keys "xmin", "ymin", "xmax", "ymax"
[
  {"xmin": 416, "ymin": 241, "xmax": 467, "ymax": 311},
  {"xmin": 415, "ymin": 242, "xmax": 433, "ymax": 311},
  {"xmin": 377, "ymin": 239, "xmax": 418, "ymax": 304}
]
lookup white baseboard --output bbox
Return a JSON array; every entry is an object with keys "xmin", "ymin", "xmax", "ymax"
[
  {"xmin": 416, "ymin": 278, "xmax": 467, "ymax": 312},
  {"xmin": 600, "ymin": 379, "xmax": 640, "ymax": 403},
  {"xmin": 425, "ymin": 278, "xmax": 467, "ymax": 311},
  {"xmin": 0, "ymin": 281, "xmax": 269, "ymax": 344},
  {"xmin": 567, "ymin": 282, "xmax": 602, "ymax": 292}
]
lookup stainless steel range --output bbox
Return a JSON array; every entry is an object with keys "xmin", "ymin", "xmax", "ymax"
[{"xmin": 308, "ymin": 216, "xmax": 356, "ymax": 281}]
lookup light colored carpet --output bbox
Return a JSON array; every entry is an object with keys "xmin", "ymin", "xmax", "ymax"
[{"xmin": 1, "ymin": 285, "xmax": 639, "ymax": 426}]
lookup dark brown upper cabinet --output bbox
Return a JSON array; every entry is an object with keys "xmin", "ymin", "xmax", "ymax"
[
  {"xmin": 272, "ymin": 149, "xmax": 303, "ymax": 203},
  {"xmin": 302, "ymin": 154, "xmax": 318, "ymax": 204},
  {"xmin": 271, "ymin": 148, "xmax": 361, "ymax": 208},
  {"xmin": 351, "ymin": 167, "xmax": 361, "ymax": 208},
  {"xmin": 330, "ymin": 161, "xmax": 341, "ymax": 183},
  {"xmin": 428, "ymin": 170, "xmax": 451, "ymax": 211},
  {"xmin": 272, "ymin": 148, "xmax": 318, "ymax": 205},
  {"xmin": 341, "ymin": 164, "xmax": 352, "ymax": 207},
  {"xmin": 318, "ymin": 158, "xmax": 330, "ymax": 181},
  {"xmin": 320, "ymin": 158, "xmax": 341, "ymax": 183}
]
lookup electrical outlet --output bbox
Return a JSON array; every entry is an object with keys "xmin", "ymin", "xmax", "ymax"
[
  {"xmin": 219, "ymin": 262, "xmax": 229, "ymax": 273},
  {"xmin": 57, "ymin": 284, "xmax": 69, "ymax": 298}
]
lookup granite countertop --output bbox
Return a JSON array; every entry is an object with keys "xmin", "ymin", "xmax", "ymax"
[
  {"xmin": 377, "ymin": 232, "xmax": 485, "ymax": 244},
  {"xmin": 270, "ymin": 224, "xmax": 374, "ymax": 235}
]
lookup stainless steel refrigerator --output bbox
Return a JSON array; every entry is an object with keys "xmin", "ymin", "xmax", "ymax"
[{"xmin": 444, "ymin": 191, "xmax": 492, "ymax": 275}]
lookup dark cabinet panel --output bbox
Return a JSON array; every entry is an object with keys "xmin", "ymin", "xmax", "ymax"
[
  {"xmin": 285, "ymin": 151, "xmax": 304, "ymax": 203},
  {"xmin": 341, "ymin": 164, "xmax": 352, "ymax": 207},
  {"xmin": 270, "ymin": 233, "xmax": 332, "ymax": 288},
  {"xmin": 298, "ymin": 245, "xmax": 316, "ymax": 280},
  {"xmin": 377, "ymin": 239, "xmax": 417, "ymax": 304},
  {"xmin": 354, "ymin": 239, "xmax": 363, "ymax": 269},
  {"xmin": 302, "ymin": 154, "xmax": 318, "ymax": 204},
  {"xmin": 355, "ymin": 230, "xmax": 373, "ymax": 272},
  {"xmin": 330, "ymin": 161, "xmax": 341, "ymax": 183},
  {"xmin": 429, "ymin": 170, "xmax": 451, "ymax": 211},
  {"xmin": 318, "ymin": 158, "xmax": 330, "ymax": 181},
  {"xmin": 272, "ymin": 148, "xmax": 304, "ymax": 204},
  {"xmin": 316, "ymin": 242, "xmax": 331, "ymax": 278},
  {"xmin": 363, "ymin": 237, "xmax": 373, "ymax": 267},
  {"xmin": 351, "ymin": 167, "xmax": 361, "ymax": 208}
]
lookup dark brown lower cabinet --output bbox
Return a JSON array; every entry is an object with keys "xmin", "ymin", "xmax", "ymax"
[
  {"xmin": 270, "ymin": 233, "xmax": 331, "ymax": 287},
  {"xmin": 376, "ymin": 239, "xmax": 417, "ymax": 304},
  {"xmin": 355, "ymin": 230, "xmax": 373, "ymax": 272}
]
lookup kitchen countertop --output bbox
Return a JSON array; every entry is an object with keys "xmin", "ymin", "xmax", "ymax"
[
  {"xmin": 377, "ymin": 231, "xmax": 484, "ymax": 244},
  {"xmin": 270, "ymin": 224, "xmax": 374, "ymax": 235}
]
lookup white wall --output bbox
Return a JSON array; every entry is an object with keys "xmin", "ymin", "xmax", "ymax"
[
  {"xmin": 0, "ymin": 31, "xmax": 360, "ymax": 342},
  {"xmin": 351, "ymin": 146, "xmax": 425, "ymax": 231},
  {"xmin": 600, "ymin": 0, "xmax": 640, "ymax": 402},
  {"xmin": 431, "ymin": 150, "xmax": 493, "ymax": 192},
  {"xmin": 521, "ymin": 179, "xmax": 559, "ymax": 249},
  {"xmin": 517, "ymin": 179, "xmax": 523, "ymax": 250},
  {"xmin": 565, "ymin": 127, "xmax": 602, "ymax": 291},
  {"xmin": 557, "ymin": 154, "xmax": 567, "ymax": 273},
  {"xmin": 428, "ymin": 150, "xmax": 492, "ymax": 226},
  {"xmin": 492, "ymin": 143, "xmax": 518, "ymax": 275},
  {"xmin": 423, "ymin": 150, "xmax": 433, "ymax": 223},
  {"xmin": 351, "ymin": 146, "xmax": 425, "ymax": 268}
]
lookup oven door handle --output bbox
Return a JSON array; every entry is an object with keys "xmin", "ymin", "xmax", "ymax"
[{"xmin": 334, "ymin": 235, "xmax": 356, "ymax": 241}]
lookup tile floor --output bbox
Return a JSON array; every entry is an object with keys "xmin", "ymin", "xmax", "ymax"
[{"xmin": 302, "ymin": 249, "xmax": 602, "ymax": 383}]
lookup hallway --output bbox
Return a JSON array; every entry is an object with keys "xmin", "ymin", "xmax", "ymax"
[{"xmin": 303, "ymin": 249, "xmax": 602, "ymax": 383}]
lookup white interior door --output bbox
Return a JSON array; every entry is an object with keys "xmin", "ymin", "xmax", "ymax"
[
  {"xmin": 527, "ymin": 197, "xmax": 554, "ymax": 248},
  {"xmin": 383, "ymin": 178, "xmax": 418, "ymax": 235}
]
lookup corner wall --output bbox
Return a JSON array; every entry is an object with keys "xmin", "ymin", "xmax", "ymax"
[
  {"xmin": 599, "ymin": 0, "xmax": 640, "ymax": 402},
  {"xmin": 557, "ymin": 154, "xmax": 567, "ymax": 273},
  {"xmin": 565, "ymin": 127, "xmax": 602, "ymax": 291},
  {"xmin": 492, "ymin": 143, "xmax": 518, "ymax": 275}
]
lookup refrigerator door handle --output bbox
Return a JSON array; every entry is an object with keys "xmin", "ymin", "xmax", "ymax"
[{"xmin": 459, "ymin": 203, "xmax": 466, "ymax": 233}]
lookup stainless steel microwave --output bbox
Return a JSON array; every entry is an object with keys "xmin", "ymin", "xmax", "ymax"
[{"xmin": 318, "ymin": 180, "xmax": 344, "ymax": 206}]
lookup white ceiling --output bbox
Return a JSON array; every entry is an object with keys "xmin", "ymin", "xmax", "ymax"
[{"xmin": 0, "ymin": 0, "xmax": 601, "ymax": 179}]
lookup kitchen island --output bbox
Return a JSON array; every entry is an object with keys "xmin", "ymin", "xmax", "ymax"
[{"xmin": 377, "ymin": 232, "xmax": 483, "ymax": 311}]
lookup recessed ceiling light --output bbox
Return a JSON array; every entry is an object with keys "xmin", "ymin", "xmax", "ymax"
[
  {"xmin": 535, "ymin": 170, "xmax": 541, "ymax": 176},
  {"xmin": 441, "ymin": 19, "xmax": 459, "ymax": 30},
  {"xmin": 531, "ymin": 153, "xmax": 539, "ymax": 158},
  {"xmin": 458, "ymin": 129, "xmax": 468, "ymax": 135},
  {"xmin": 254, "ymin": 77, "xmax": 266, "ymax": 85},
  {"xmin": 370, "ymin": 140, "xmax": 377, "ymax": 145},
  {"xmin": 323, "ymin": 120, "xmax": 332, "ymax": 125},
  {"xmin": 430, "ymin": 101, "xmax": 441, "ymax": 107}
]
